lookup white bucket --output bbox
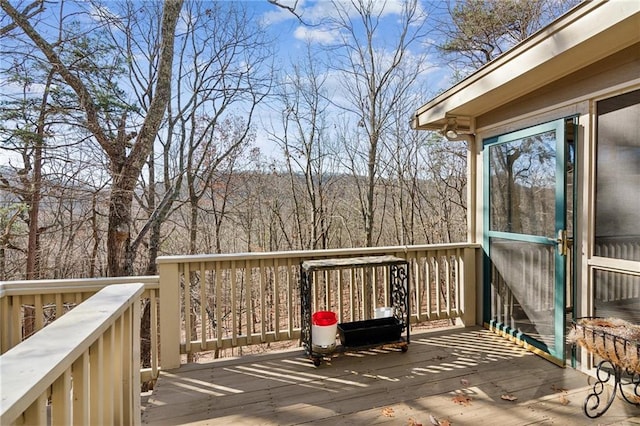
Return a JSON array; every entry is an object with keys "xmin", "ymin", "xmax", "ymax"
[
  {"xmin": 311, "ymin": 311, "xmax": 338, "ymax": 349},
  {"xmin": 311, "ymin": 324, "xmax": 338, "ymax": 348},
  {"xmin": 374, "ymin": 307, "xmax": 393, "ymax": 318}
]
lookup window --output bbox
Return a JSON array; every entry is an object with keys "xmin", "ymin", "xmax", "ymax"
[{"xmin": 595, "ymin": 89, "xmax": 640, "ymax": 261}]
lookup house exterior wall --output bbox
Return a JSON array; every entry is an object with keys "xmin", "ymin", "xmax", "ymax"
[{"xmin": 471, "ymin": 44, "xmax": 640, "ymax": 369}]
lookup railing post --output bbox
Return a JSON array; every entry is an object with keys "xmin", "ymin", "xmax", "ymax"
[
  {"xmin": 459, "ymin": 247, "xmax": 478, "ymax": 326},
  {"xmin": 159, "ymin": 262, "xmax": 181, "ymax": 369}
]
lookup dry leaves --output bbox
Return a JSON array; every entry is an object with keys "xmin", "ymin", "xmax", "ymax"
[
  {"xmin": 381, "ymin": 407, "xmax": 395, "ymax": 417},
  {"xmin": 452, "ymin": 393, "xmax": 472, "ymax": 406},
  {"xmin": 408, "ymin": 417, "xmax": 423, "ymax": 426},
  {"xmin": 426, "ymin": 414, "xmax": 451, "ymax": 426},
  {"xmin": 500, "ymin": 394, "xmax": 518, "ymax": 401},
  {"xmin": 550, "ymin": 383, "xmax": 571, "ymax": 405},
  {"xmin": 460, "ymin": 378, "xmax": 470, "ymax": 386}
]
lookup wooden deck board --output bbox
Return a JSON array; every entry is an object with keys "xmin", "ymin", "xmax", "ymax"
[{"xmin": 143, "ymin": 326, "xmax": 640, "ymax": 425}]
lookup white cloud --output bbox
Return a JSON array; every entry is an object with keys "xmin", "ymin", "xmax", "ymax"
[
  {"xmin": 263, "ymin": 0, "xmax": 410, "ymax": 27},
  {"xmin": 293, "ymin": 26, "xmax": 339, "ymax": 44}
]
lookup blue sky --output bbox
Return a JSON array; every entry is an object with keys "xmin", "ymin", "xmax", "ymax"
[
  {"xmin": 230, "ymin": 0, "xmax": 452, "ymax": 155},
  {"xmin": 1, "ymin": 0, "xmax": 453, "ymax": 161}
]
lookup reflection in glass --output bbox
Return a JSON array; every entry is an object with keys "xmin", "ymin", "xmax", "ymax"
[
  {"xmin": 490, "ymin": 238, "xmax": 555, "ymax": 350},
  {"xmin": 489, "ymin": 131, "xmax": 556, "ymax": 237},
  {"xmin": 595, "ymin": 89, "xmax": 640, "ymax": 261},
  {"xmin": 594, "ymin": 269, "xmax": 640, "ymax": 324}
]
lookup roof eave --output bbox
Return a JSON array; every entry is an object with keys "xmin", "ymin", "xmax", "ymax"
[{"xmin": 413, "ymin": 0, "xmax": 640, "ymax": 132}]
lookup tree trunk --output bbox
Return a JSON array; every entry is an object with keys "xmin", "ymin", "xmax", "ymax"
[{"xmin": 1, "ymin": 0, "xmax": 184, "ymax": 277}]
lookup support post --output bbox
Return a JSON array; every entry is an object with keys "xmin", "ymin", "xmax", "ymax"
[
  {"xmin": 159, "ymin": 262, "xmax": 181, "ymax": 369},
  {"xmin": 459, "ymin": 247, "xmax": 477, "ymax": 326}
]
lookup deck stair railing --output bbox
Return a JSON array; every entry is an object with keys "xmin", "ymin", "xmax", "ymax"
[
  {"xmin": 0, "ymin": 275, "xmax": 160, "ymax": 383},
  {"xmin": 0, "ymin": 283, "xmax": 144, "ymax": 426}
]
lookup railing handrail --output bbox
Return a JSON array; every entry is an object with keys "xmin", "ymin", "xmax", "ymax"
[
  {"xmin": 0, "ymin": 283, "xmax": 144, "ymax": 425},
  {"xmin": 156, "ymin": 243, "xmax": 480, "ymax": 264},
  {"xmin": 0, "ymin": 275, "xmax": 159, "ymax": 298}
]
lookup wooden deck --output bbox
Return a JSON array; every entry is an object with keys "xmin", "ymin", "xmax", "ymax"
[{"xmin": 142, "ymin": 327, "xmax": 640, "ymax": 425}]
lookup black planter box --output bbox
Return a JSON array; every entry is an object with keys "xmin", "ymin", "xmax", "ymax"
[{"xmin": 338, "ymin": 317, "xmax": 403, "ymax": 348}]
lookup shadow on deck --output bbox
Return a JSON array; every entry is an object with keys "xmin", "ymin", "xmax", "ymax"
[{"xmin": 142, "ymin": 326, "xmax": 639, "ymax": 425}]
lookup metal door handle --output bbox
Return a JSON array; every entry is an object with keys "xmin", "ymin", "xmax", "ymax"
[{"xmin": 556, "ymin": 229, "xmax": 568, "ymax": 256}]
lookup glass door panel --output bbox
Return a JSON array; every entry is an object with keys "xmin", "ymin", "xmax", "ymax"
[{"xmin": 484, "ymin": 119, "xmax": 567, "ymax": 363}]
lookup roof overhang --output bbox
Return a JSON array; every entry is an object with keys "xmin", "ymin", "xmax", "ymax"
[{"xmin": 412, "ymin": 0, "xmax": 640, "ymax": 133}]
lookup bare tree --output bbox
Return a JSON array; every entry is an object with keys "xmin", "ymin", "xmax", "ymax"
[
  {"xmin": 270, "ymin": 45, "xmax": 339, "ymax": 250},
  {"xmin": 162, "ymin": 0, "xmax": 272, "ymax": 255},
  {"xmin": 1, "ymin": 0, "xmax": 184, "ymax": 276},
  {"xmin": 328, "ymin": 0, "xmax": 431, "ymax": 248}
]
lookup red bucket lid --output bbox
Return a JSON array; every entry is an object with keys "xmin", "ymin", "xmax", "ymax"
[{"xmin": 312, "ymin": 311, "xmax": 337, "ymax": 326}]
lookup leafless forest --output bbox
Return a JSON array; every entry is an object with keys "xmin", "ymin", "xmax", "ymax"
[{"xmin": 0, "ymin": 0, "xmax": 576, "ymax": 281}]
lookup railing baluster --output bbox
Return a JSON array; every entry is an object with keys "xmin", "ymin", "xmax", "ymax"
[
  {"xmin": 11, "ymin": 295, "xmax": 22, "ymax": 348},
  {"xmin": 350, "ymin": 268, "xmax": 356, "ymax": 322},
  {"xmin": 103, "ymin": 325, "xmax": 114, "ymax": 426},
  {"xmin": 231, "ymin": 260, "xmax": 238, "ymax": 346},
  {"xmin": 260, "ymin": 259, "xmax": 266, "ymax": 342},
  {"xmin": 51, "ymin": 368, "xmax": 72, "ymax": 424},
  {"xmin": 55, "ymin": 293, "xmax": 63, "ymax": 319},
  {"xmin": 73, "ymin": 350, "xmax": 90, "ymax": 425},
  {"xmin": 23, "ymin": 393, "xmax": 47, "ymax": 425},
  {"xmin": 1, "ymin": 296, "xmax": 10, "ymax": 353},
  {"xmin": 114, "ymin": 315, "xmax": 124, "ymax": 424},
  {"xmin": 34, "ymin": 294, "xmax": 43, "ymax": 332},
  {"xmin": 287, "ymin": 258, "xmax": 294, "ymax": 339},
  {"xmin": 149, "ymin": 289, "xmax": 158, "ymax": 379},
  {"xmin": 200, "ymin": 262, "xmax": 207, "ymax": 351},
  {"xmin": 413, "ymin": 253, "xmax": 422, "ymax": 322},
  {"xmin": 90, "ymin": 336, "xmax": 104, "ymax": 424},
  {"xmin": 215, "ymin": 263, "xmax": 223, "ymax": 350},
  {"xmin": 184, "ymin": 262, "xmax": 192, "ymax": 354},
  {"xmin": 337, "ymin": 269, "xmax": 344, "ymax": 323},
  {"xmin": 248, "ymin": 260, "xmax": 254, "ymax": 344},
  {"xmin": 425, "ymin": 253, "xmax": 432, "ymax": 319}
]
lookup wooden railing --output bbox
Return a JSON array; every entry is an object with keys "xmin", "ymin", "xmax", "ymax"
[
  {"xmin": 158, "ymin": 243, "xmax": 480, "ymax": 369},
  {"xmin": 0, "ymin": 275, "xmax": 160, "ymax": 382},
  {"xmin": 0, "ymin": 283, "xmax": 144, "ymax": 426},
  {"xmin": 0, "ymin": 243, "xmax": 481, "ymax": 377}
]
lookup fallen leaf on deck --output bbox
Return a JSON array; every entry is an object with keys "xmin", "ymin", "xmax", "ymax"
[
  {"xmin": 559, "ymin": 394, "xmax": 570, "ymax": 406},
  {"xmin": 381, "ymin": 407, "xmax": 395, "ymax": 417},
  {"xmin": 501, "ymin": 394, "xmax": 518, "ymax": 401},
  {"xmin": 460, "ymin": 378, "xmax": 470, "ymax": 386},
  {"xmin": 551, "ymin": 384, "xmax": 568, "ymax": 393},
  {"xmin": 408, "ymin": 417, "xmax": 423, "ymax": 426},
  {"xmin": 452, "ymin": 394, "xmax": 472, "ymax": 406},
  {"xmin": 428, "ymin": 414, "xmax": 452, "ymax": 426}
]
